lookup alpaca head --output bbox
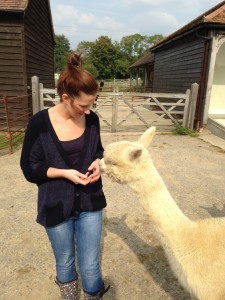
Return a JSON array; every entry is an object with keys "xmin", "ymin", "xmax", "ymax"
[{"xmin": 100, "ymin": 127, "xmax": 156, "ymax": 183}]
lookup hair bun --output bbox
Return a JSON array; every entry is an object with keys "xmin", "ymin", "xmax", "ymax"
[{"xmin": 67, "ymin": 53, "xmax": 82, "ymax": 70}]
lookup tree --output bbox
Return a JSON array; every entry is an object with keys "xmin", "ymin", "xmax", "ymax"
[
  {"xmin": 72, "ymin": 33, "xmax": 164, "ymax": 79},
  {"xmin": 54, "ymin": 34, "xmax": 72, "ymax": 72},
  {"xmin": 82, "ymin": 61, "xmax": 99, "ymax": 78},
  {"xmin": 119, "ymin": 33, "xmax": 164, "ymax": 64},
  {"xmin": 111, "ymin": 42, "xmax": 131, "ymax": 78},
  {"xmin": 76, "ymin": 41, "xmax": 94, "ymax": 61},
  {"xmin": 75, "ymin": 41, "xmax": 98, "ymax": 77},
  {"xmin": 148, "ymin": 34, "xmax": 165, "ymax": 45},
  {"xmin": 114, "ymin": 58, "xmax": 131, "ymax": 78},
  {"xmin": 90, "ymin": 36, "xmax": 117, "ymax": 79}
]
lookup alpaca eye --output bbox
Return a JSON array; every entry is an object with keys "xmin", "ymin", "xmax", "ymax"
[{"xmin": 107, "ymin": 159, "xmax": 117, "ymax": 166}]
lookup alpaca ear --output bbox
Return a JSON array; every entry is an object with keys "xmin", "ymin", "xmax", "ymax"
[
  {"xmin": 138, "ymin": 126, "xmax": 156, "ymax": 148},
  {"xmin": 127, "ymin": 148, "xmax": 142, "ymax": 162}
]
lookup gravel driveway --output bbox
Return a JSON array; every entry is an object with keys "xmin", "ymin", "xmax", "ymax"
[{"xmin": 1, "ymin": 129, "xmax": 225, "ymax": 300}]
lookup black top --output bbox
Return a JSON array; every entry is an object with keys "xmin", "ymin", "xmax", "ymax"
[
  {"xmin": 61, "ymin": 130, "xmax": 86, "ymax": 168},
  {"xmin": 20, "ymin": 109, "xmax": 107, "ymax": 227}
]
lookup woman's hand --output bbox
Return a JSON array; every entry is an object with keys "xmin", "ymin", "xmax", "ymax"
[
  {"xmin": 47, "ymin": 167, "xmax": 91, "ymax": 185},
  {"xmin": 63, "ymin": 169, "xmax": 92, "ymax": 185},
  {"xmin": 87, "ymin": 159, "xmax": 101, "ymax": 183}
]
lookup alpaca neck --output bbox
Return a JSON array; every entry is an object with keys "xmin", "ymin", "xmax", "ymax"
[{"xmin": 130, "ymin": 163, "xmax": 192, "ymax": 238}]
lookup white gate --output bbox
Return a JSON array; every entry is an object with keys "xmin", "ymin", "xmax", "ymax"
[{"xmin": 31, "ymin": 76, "xmax": 198, "ymax": 132}]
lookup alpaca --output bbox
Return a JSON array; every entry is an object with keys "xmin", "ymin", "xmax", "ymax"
[{"xmin": 100, "ymin": 127, "xmax": 225, "ymax": 300}]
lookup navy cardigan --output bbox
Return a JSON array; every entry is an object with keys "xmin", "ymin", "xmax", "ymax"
[{"xmin": 20, "ymin": 109, "xmax": 107, "ymax": 227}]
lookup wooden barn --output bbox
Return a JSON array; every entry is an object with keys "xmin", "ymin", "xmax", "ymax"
[
  {"xmin": 0, "ymin": 0, "xmax": 55, "ymax": 99},
  {"xmin": 130, "ymin": 52, "xmax": 154, "ymax": 92},
  {"xmin": 132, "ymin": 1, "xmax": 225, "ymax": 133}
]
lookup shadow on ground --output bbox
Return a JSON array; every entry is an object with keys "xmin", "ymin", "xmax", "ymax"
[{"xmin": 105, "ymin": 214, "xmax": 190, "ymax": 300}]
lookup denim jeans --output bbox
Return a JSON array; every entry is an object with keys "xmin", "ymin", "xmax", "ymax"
[{"xmin": 45, "ymin": 210, "xmax": 104, "ymax": 294}]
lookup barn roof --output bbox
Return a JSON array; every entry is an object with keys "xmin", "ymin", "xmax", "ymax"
[
  {"xmin": 0, "ymin": 0, "xmax": 29, "ymax": 11},
  {"xmin": 130, "ymin": 52, "xmax": 154, "ymax": 69},
  {"xmin": 151, "ymin": 0, "xmax": 225, "ymax": 51}
]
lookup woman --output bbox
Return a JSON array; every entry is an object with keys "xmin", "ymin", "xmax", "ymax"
[{"xmin": 20, "ymin": 53, "xmax": 110, "ymax": 300}]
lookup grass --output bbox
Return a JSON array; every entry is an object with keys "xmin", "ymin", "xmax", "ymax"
[
  {"xmin": 0, "ymin": 132, "xmax": 24, "ymax": 152},
  {"xmin": 173, "ymin": 123, "xmax": 199, "ymax": 137},
  {"xmin": 0, "ymin": 133, "xmax": 9, "ymax": 148}
]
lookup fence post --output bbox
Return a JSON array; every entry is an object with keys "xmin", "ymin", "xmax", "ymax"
[
  {"xmin": 187, "ymin": 83, "xmax": 199, "ymax": 129},
  {"xmin": 111, "ymin": 93, "xmax": 118, "ymax": 132},
  {"xmin": 182, "ymin": 89, "xmax": 190, "ymax": 127},
  {"xmin": 31, "ymin": 76, "xmax": 40, "ymax": 114},
  {"xmin": 39, "ymin": 83, "xmax": 44, "ymax": 110}
]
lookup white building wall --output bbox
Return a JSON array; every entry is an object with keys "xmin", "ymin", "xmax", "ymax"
[{"xmin": 209, "ymin": 42, "xmax": 225, "ymax": 115}]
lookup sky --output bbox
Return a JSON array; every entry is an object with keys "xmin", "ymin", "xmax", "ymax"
[{"xmin": 49, "ymin": 0, "xmax": 221, "ymax": 50}]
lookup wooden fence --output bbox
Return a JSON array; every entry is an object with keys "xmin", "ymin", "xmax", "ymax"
[
  {"xmin": 32, "ymin": 76, "xmax": 199, "ymax": 133},
  {"xmin": 0, "ymin": 95, "xmax": 31, "ymax": 153}
]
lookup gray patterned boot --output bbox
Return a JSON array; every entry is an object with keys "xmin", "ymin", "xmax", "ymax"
[
  {"xmin": 55, "ymin": 277, "xmax": 78, "ymax": 300},
  {"xmin": 83, "ymin": 283, "xmax": 110, "ymax": 300}
]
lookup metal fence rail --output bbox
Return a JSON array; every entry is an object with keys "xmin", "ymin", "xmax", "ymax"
[{"xmin": 0, "ymin": 95, "xmax": 31, "ymax": 154}]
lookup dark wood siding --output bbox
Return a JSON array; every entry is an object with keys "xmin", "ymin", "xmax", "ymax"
[
  {"xmin": 153, "ymin": 34, "xmax": 205, "ymax": 93},
  {"xmin": 0, "ymin": 24, "xmax": 27, "ymax": 98},
  {"xmin": 0, "ymin": 0, "xmax": 55, "ymax": 99},
  {"xmin": 24, "ymin": 0, "xmax": 55, "ymax": 89}
]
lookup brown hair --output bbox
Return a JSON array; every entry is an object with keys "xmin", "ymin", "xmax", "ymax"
[{"xmin": 57, "ymin": 53, "xmax": 99, "ymax": 102}]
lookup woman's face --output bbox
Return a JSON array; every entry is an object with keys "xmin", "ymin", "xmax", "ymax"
[{"xmin": 62, "ymin": 91, "xmax": 97, "ymax": 117}]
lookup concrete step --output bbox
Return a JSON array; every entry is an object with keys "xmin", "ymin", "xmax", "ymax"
[{"xmin": 207, "ymin": 118, "xmax": 225, "ymax": 140}]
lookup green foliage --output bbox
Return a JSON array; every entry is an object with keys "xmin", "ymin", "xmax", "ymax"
[
  {"xmin": 90, "ymin": 36, "xmax": 117, "ymax": 79},
  {"xmin": 54, "ymin": 34, "xmax": 73, "ymax": 72},
  {"xmin": 54, "ymin": 33, "xmax": 165, "ymax": 79},
  {"xmin": 119, "ymin": 34, "xmax": 147, "ymax": 62},
  {"xmin": 173, "ymin": 123, "xmax": 199, "ymax": 137},
  {"xmin": 76, "ymin": 41, "xmax": 99, "ymax": 77},
  {"xmin": 74, "ymin": 33, "xmax": 164, "ymax": 79},
  {"xmin": 119, "ymin": 33, "xmax": 164, "ymax": 63},
  {"xmin": 0, "ymin": 132, "xmax": 24, "ymax": 152},
  {"xmin": 114, "ymin": 57, "xmax": 131, "ymax": 78},
  {"xmin": 76, "ymin": 41, "xmax": 95, "ymax": 60},
  {"xmin": 82, "ymin": 61, "xmax": 99, "ymax": 78}
]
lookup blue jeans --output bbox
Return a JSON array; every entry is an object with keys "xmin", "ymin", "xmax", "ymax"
[{"xmin": 45, "ymin": 210, "xmax": 104, "ymax": 295}]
